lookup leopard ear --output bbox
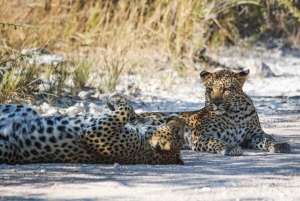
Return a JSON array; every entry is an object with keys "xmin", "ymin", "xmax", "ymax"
[
  {"xmin": 200, "ymin": 70, "xmax": 211, "ymax": 83},
  {"xmin": 237, "ymin": 69, "xmax": 249, "ymax": 86}
]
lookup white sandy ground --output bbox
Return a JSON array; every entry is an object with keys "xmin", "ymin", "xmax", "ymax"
[
  {"xmin": 1, "ymin": 46, "xmax": 300, "ymax": 200},
  {"xmin": 0, "ymin": 96, "xmax": 300, "ymax": 201}
]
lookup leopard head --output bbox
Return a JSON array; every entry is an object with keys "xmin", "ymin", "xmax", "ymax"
[
  {"xmin": 200, "ymin": 69, "xmax": 250, "ymax": 115},
  {"xmin": 148, "ymin": 114, "xmax": 185, "ymax": 164}
]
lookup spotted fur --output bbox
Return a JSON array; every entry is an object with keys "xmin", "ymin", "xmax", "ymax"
[
  {"xmin": 0, "ymin": 93, "xmax": 185, "ymax": 165},
  {"xmin": 137, "ymin": 69, "xmax": 291, "ymax": 156},
  {"xmin": 0, "ymin": 104, "xmax": 39, "ymax": 120}
]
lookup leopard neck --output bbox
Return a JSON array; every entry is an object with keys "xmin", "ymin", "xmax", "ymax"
[{"xmin": 223, "ymin": 92, "xmax": 257, "ymax": 119}]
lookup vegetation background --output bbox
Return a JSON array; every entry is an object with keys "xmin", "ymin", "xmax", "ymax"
[{"xmin": 0, "ymin": 0, "xmax": 299, "ymax": 102}]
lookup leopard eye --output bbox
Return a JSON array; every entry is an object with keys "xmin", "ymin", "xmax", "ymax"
[{"xmin": 206, "ymin": 88, "xmax": 213, "ymax": 93}]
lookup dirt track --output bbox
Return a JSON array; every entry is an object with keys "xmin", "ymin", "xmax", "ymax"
[{"xmin": 1, "ymin": 96, "xmax": 300, "ymax": 201}]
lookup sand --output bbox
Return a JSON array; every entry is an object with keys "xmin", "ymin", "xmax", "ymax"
[
  {"xmin": 1, "ymin": 97, "xmax": 300, "ymax": 201},
  {"xmin": 1, "ymin": 45, "xmax": 300, "ymax": 201}
]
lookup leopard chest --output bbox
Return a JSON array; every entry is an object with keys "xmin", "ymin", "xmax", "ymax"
[{"xmin": 204, "ymin": 116, "xmax": 248, "ymax": 146}]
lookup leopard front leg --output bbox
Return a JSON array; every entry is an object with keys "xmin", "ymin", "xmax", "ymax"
[
  {"xmin": 80, "ymin": 93, "xmax": 137, "ymax": 156},
  {"xmin": 193, "ymin": 135, "xmax": 242, "ymax": 156},
  {"xmin": 242, "ymin": 129, "xmax": 291, "ymax": 153}
]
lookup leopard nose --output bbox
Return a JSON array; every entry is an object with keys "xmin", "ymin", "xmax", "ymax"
[{"xmin": 214, "ymin": 101, "xmax": 222, "ymax": 107}]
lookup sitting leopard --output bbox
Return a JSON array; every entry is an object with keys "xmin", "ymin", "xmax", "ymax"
[
  {"xmin": 136, "ymin": 69, "xmax": 291, "ymax": 156},
  {"xmin": 0, "ymin": 93, "xmax": 185, "ymax": 165}
]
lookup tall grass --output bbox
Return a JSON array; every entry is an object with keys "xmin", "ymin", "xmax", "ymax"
[
  {"xmin": 0, "ymin": 53, "xmax": 39, "ymax": 103},
  {"xmin": 0, "ymin": 0, "xmax": 299, "ymax": 97},
  {"xmin": 1, "ymin": 1, "xmax": 299, "ymax": 60},
  {"xmin": 73, "ymin": 59, "xmax": 91, "ymax": 91},
  {"xmin": 97, "ymin": 56, "xmax": 125, "ymax": 93}
]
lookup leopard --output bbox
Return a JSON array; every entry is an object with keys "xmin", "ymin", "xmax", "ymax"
[
  {"xmin": 0, "ymin": 93, "xmax": 185, "ymax": 165},
  {"xmin": 0, "ymin": 104, "xmax": 39, "ymax": 120},
  {"xmin": 136, "ymin": 69, "xmax": 291, "ymax": 156}
]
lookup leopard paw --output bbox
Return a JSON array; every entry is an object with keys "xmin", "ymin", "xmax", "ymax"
[
  {"xmin": 222, "ymin": 146, "xmax": 243, "ymax": 156},
  {"xmin": 107, "ymin": 93, "xmax": 126, "ymax": 111},
  {"xmin": 269, "ymin": 142, "xmax": 291, "ymax": 153}
]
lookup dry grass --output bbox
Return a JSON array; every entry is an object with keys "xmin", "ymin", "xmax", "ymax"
[
  {"xmin": 97, "ymin": 55, "xmax": 125, "ymax": 93},
  {"xmin": 73, "ymin": 59, "xmax": 91, "ymax": 91},
  {"xmin": 0, "ymin": 1, "xmax": 256, "ymax": 63},
  {"xmin": 2, "ymin": 1, "xmax": 299, "ymax": 64},
  {"xmin": 0, "ymin": 0, "xmax": 299, "ymax": 101},
  {"xmin": 0, "ymin": 53, "xmax": 39, "ymax": 103}
]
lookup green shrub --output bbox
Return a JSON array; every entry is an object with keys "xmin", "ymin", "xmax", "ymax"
[{"xmin": 0, "ymin": 54, "xmax": 38, "ymax": 103}]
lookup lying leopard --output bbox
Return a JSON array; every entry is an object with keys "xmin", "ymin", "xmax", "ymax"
[
  {"xmin": 136, "ymin": 69, "xmax": 291, "ymax": 156},
  {"xmin": 0, "ymin": 93, "xmax": 185, "ymax": 165}
]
